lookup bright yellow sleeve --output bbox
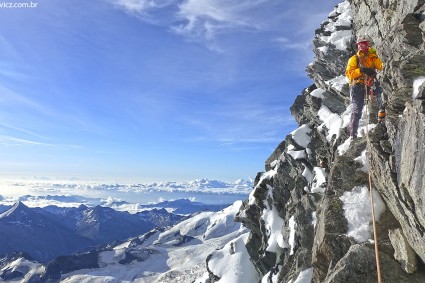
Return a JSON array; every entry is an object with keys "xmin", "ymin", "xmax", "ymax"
[
  {"xmin": 345, "ymin": 55, "xmax": 362, "ymax": 82},
  {"xmin": 373, "ymin": 57, "xmax": 383, "ymax": 71}
]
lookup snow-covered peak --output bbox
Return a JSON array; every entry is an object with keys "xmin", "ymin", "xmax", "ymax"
[
  {"xmin": 0, "ymin": 201, "xmax": 30, "ymax": 219},
  {"xmin": 155, "ymin": 200, "xmax": 244, "ymax": 245},
  {"xmin": 35, "ymin": 201, "xmax": 248, "ymax": 283},
  {"xmin": 0, "ymin": 256, "xmax": 45, "ymax": 281}
]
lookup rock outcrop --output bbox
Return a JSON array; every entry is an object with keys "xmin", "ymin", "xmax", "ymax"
[{"xmin": 207, "ymin": 0, "xmax": 425, "ymax": 282}]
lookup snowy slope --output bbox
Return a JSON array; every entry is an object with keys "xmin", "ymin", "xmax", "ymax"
[
  {"xmin": 196, "ymin": 233, "xmax": 260, "ymax": 283},
  {"xmin": 54, "ymin": 201, "xmax": 247, "ymax": 283},
  {"xmin": 0, "ymin": 256, "xmax": 45, "ymax": 283},
  {"xmin": 0, "ymin": 202, "xmax": 189, "ymax": 264}
]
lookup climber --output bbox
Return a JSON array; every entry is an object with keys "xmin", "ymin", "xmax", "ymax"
[
  {"xmin": 345, "ymin": 35, "xmax": 383, "ymax": 139},
  {"xmin": 363, "ymin": 36, "xmax": 384, "ymax": 109}
]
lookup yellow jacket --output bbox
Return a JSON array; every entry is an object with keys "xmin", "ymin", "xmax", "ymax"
[{"xmin": 345, "ymin": 48, "xmax": 383, "ymax": 84}]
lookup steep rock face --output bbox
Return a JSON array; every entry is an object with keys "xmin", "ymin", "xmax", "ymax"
[
  {"xmin": 351, "ymin": 0, "xmax": 425, "ymax": 113},
  {"xmin": 224, "ymin": 0, "xmax": 425, "ymax": 282},
  {"xmin": 352, "ymin": 0, "xmax": 425, "ymax": 264}
]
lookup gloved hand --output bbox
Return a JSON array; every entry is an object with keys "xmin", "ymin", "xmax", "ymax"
[{"xmin": 360, "ymin": 67, "xmax": 376, "ymax": 77}]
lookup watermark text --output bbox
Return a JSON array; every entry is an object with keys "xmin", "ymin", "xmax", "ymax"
[{"xmin": 0, "ymin": 1, "xmax": 38, "ymax": 8}]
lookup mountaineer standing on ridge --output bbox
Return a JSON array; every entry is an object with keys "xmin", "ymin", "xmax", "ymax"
[{"xmin": 345, "ymin": 35, "xmax": 383, "ymax": 139}]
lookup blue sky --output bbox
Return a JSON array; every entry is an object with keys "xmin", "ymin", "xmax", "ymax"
[{"xmin": 0, "ymin": 0, "xmax": 342, "ymax": 182}]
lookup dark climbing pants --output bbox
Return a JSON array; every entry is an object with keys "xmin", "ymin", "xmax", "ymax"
[
  {"xmin": 349, "ymin": 81, "xmax": 383, "ymax": 137},
  {"xmin": 350, "ymin": 84, "xmax": 366, "ymax": 138}
]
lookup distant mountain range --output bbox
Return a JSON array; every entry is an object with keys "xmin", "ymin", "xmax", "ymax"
[
  {"xmin": 0, "ymin": 201, "xmax": 247, "ymax": 283},
  {"xmin": 0, "ymin": 202, "xmax": 95, "ymax": 264},
  {"xmin": 0, "ymin": 199, "xmax": 229, "ymax": 263},
  {"xmin": 139, "ymin": 198, "xmax": 229, "ymax": 214}
]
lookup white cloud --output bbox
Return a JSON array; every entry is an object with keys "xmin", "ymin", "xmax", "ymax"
[
  {"xmin": 0, "ymin": 135, "xmax": 84, "ymax": 149},
  {"xmin": 0, "ymin": 84, "xmax": 48, "ymax": 115},
  {"xmin": 0, "ymin": 119, "xmax": 48, "ymax": 140},
  {"xmin": 111, "ymin": 0, "xmax": 280, "ymax": 47},
  {"xmin": 0, "ymin": 84, "xmax": 91, "ymax": 139},
  {"xmin": 110, "ymin": 0, "xmax": 342, "ymax": 59},
  {"xmin": 173, "ymin": 0, "xmax": 266, "ymax": 40},
  {"xmin": 112, "ymin": 0, "xmax": 176, "ymax": 13},
  {"xmin": 275, "ymin": 37, "xmax": 311, "ymax": 51},
  {"xmin": 0, "ymin": 136, "xmax": 49, "ymax": 146}
]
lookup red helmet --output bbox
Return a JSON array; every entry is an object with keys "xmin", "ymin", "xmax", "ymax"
[
  {"xmin": 356, "ymin": 36, "xmax": 369, "ymax": 53},
  {"xmin": 356, "ymin": 36, "xmax": 369, "ymax": 45}
]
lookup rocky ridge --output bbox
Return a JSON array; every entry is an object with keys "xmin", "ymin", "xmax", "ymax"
[{"xmin": 206, "ymin": 0, "xmax": 425, "ymax": 282}]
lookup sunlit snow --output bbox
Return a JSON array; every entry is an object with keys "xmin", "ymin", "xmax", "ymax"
[
  {"xmin": 353, "ymin": 150, "xmax": 369, "ymax": 172},
  {"xmin": 200, "ymin": 233, "xmax": 260, "ymax": 283},
  {"xmin": 317, "ymin": 104, "xmax": 343, "ymax": 142},
  {"xmin": 287, "ymin": 148, "xmax": 307, "ymax": 160},
  {"xmin": 288, "ymin": 215, "xmax": 297, "ymax": 255},
  {"xmin": 263, "ymin": 187, "xmax": 287, "ymax": 252},
  {"xmin": 412, "ymin": 76, "xmax": 425, "ymax": 98},
  {"xmin": 2, "ymin": 258, "xmax": 45, "ymax": 282},
  {"xmin": 302, "ymin": 166, "xmax": 313, "ymax": 184},
  {"xmin": 288, "ymin": 268, "xmax": 314, "ymax": 283},
  {"xmin": 248, "ymin": 163, "xmax": 281, "ymax": 205},
  {"xmin": 337, "ymin": 137, "xmax": 352, "ymax": 155},
  {"xmin": 311, "ymin": 212, "xmax": 317, "ymax": 228},
  {"xmin": 318, "ymin": 1, "xmax": 352, "ymax": 51},
  {"xmin": 291, "ymin": 124, "xmax": 312, "ymax": 148},
  {"xmin": 340, "ymin": 186, "xmax": 385, "ymax": 242},
  {"xmin": 310, "ymin": 88, "xmax": 326, "ymax": 99},
  {"xmin": 58, "ymin": 201, "xmax": 248, "ymax": 283},
  {"xmin": 311, "ymin": 167, "xmax": 327, "ymax": 193},
  {"xmin": 325, "ymin": 75, "xmax": 347, "ymax": 92}
]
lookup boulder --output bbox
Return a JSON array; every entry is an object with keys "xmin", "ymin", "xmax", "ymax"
[
  {"xmin": 324, "ymin": 245, "xmax": 425, "ymax": 283},
  {"xmin": 389, "ymin": 228, "xmax": 418, "ymax": 273}
]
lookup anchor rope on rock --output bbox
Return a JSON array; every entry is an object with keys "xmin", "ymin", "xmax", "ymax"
[{"xmin": 364, "ymin": 76, "xmax": 383, "ymax": 283}]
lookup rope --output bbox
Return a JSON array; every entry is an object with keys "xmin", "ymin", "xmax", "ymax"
[{"xmin": 364, "ymin": 77, "xmax": 383, "ymax": 283}]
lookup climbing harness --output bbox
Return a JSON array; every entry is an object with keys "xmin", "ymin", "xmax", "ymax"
[
  {"xmin": 365, "ymin": 76, "xmax": 386, "ymax": 123},
  {"xmin": 364, "ymin": 76, "xmax": 383, "ymax": 283},
  {"xmin": 357, "ymin": 54, "xmax": 386, "ymax": 123}
]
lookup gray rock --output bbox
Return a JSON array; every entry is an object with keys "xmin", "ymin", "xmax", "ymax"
[
  {"xmin": 324, "ymin": 245, "xmax": 425, "ymax": 283},
  {"xmin": 311, "ymin": 197, "xmax": 353, "ymax": 282},
  {"xmin": 389, "ymin": 228, "xmax": 418, "ymax": 273}
]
